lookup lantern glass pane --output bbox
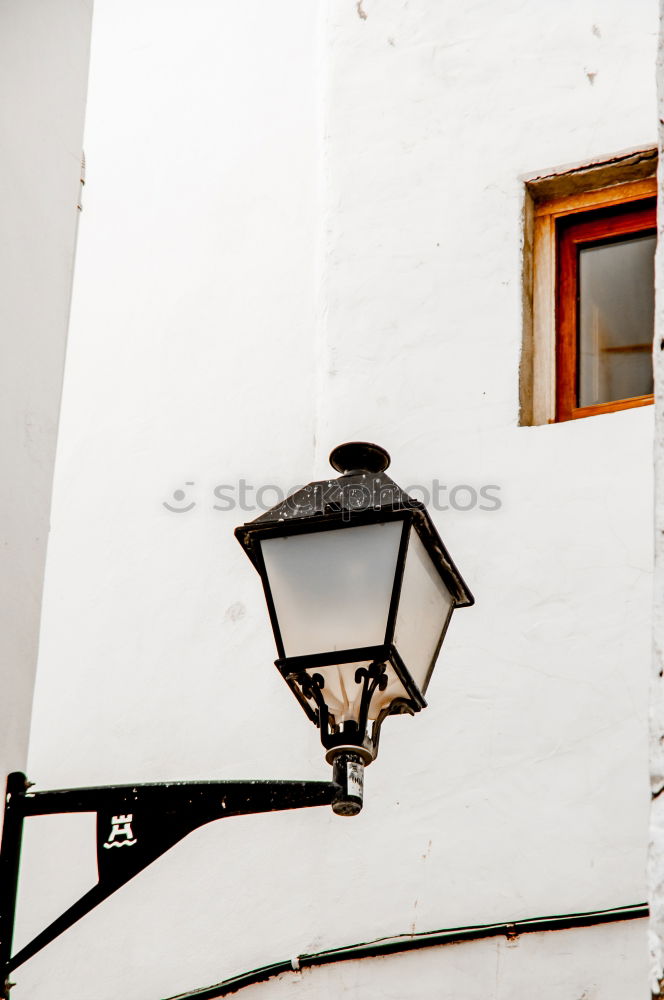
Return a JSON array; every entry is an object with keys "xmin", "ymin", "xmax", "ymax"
[
  {"xmin": 260, "ymin": 521, "xmax": 402, "ymax": 658},
  {"xmin": 394, "ymin": 528, "xmax": 454, "ymax": 691}
]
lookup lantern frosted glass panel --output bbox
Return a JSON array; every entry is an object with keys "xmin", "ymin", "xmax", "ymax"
[
  {"xmin": 259, "ymin": 521, "xmax": 403, "ymax": 658},
  {"xmin": 393, "ymin": 529, "xmax": 455, "ymax": 691}
]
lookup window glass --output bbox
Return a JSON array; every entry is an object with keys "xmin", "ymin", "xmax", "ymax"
[{"xmin": 578, "ymin": 233, "xmax": 655, "ymax": 407}]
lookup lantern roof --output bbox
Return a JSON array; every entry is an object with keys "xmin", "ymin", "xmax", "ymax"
[{"xmin": 235, "ymin": 443, "xmax": 474, "ymax": 609}]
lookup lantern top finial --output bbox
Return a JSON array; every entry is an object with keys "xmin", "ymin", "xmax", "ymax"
[{"xmin": 329, "ymin": 441, "xmax": 391, "ymax": 476}]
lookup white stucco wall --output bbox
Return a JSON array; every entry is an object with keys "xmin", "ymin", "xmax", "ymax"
[
  {"xmin": 16, "ymin": 1, "xmax": 658, "ymax": 998},
  {"xmin": 0, "ymin": 2, "xmax": 92, "ymax": 783}
]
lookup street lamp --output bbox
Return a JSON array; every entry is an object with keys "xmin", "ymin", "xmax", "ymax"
[
  {"xmin": 236, "ymin": 441, "xmax": 473, "ymax": 813},
  {"xmin": 0, "ymin": 441, "xmax": 473, "ymax": 997}
]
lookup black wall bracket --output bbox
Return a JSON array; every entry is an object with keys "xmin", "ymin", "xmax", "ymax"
[{"xmin": 0, "ymin": 771, "xmax": 341, "ymax": 998}]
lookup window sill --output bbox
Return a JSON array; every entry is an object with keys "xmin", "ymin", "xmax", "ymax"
[{"xmin": 555, "ymin": 393, "xmax": 654, "ymax": 422}]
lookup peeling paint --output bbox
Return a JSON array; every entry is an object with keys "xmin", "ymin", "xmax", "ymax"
[{"xmin": 223, "ymin": 601, "xmax": 246, "ymax": 623}]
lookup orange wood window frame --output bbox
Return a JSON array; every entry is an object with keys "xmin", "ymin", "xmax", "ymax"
[{"xmin": 555, "ymin": 197, "xmax": 656, "ymax": 422}]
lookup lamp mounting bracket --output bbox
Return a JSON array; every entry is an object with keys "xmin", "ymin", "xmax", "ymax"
[{"xmin": 0, "ymin": 771, "xmax": 338, "ymax": 998}]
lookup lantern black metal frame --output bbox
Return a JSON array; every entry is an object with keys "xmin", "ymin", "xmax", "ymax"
[{"xmin": 235, "ymin": 456, "xmax": 474, "ymax": 764}]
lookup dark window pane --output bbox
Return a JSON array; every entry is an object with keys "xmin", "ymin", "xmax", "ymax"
[{"xmin": 578, "ymin": 233, "xmax": 655, "ymax": 407}]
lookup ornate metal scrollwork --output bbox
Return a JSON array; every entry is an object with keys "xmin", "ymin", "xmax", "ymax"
[
  {"xmin": 354, "ymin": 662, "xmax": 388, "ymax": 737},
  {"xmin": 368, "ymin": 697, "xmax": 416, "ymax": 759},
  {"xmin": 295, "ymin": 661, "xmax": 407, "ymax": 759},
  {"xmin": 297, "ymin": 672, "xmax": 330, "ymax": 734}
]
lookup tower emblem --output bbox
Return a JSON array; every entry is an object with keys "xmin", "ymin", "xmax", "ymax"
[{"xmin": 102, "ymin": 813, "xmax": 137, "ymax": 849}]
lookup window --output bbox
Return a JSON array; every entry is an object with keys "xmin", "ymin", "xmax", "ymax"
[
  {"xmin": 521, "ymin": 149, "xmax": 657, "ymax": 425},
  {"xmin": 556, "ymin": 198, "xmax": 655, "ymax": 420}
]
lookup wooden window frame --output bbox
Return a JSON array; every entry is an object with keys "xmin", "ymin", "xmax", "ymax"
[
  {"xmin": 555, "ymin": 197, "xmax": 656, "ymax": 421},
  {"xmin": 522, "ymin": 158, "xmax": 657, "ymax": 426}
]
